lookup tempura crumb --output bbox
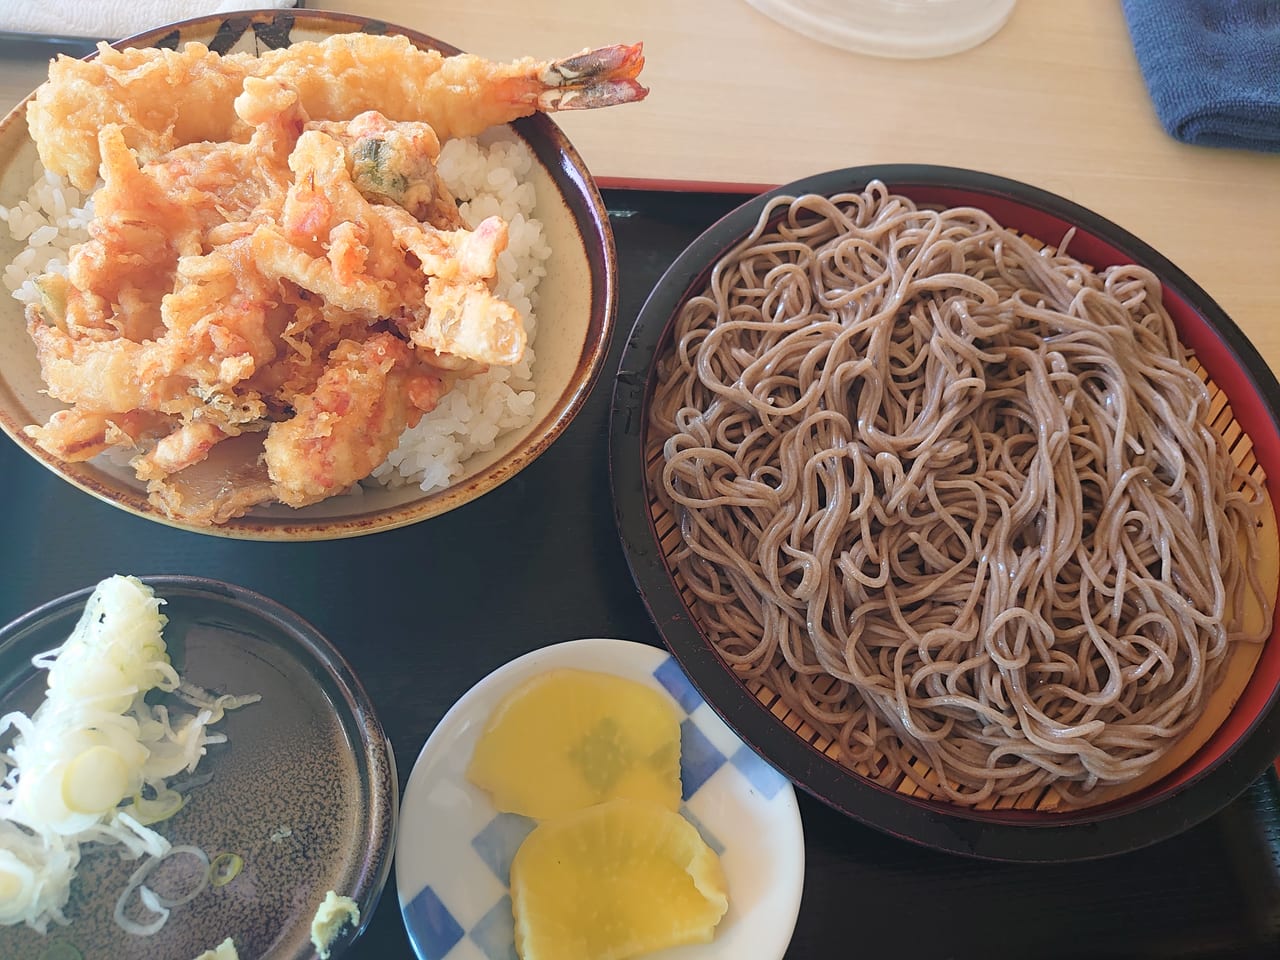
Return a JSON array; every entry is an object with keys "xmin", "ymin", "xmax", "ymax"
[
  {"xmin": 310, "ymin": 890, "xmax": 361, "ymax": 959},
  {"xmin": 192, "ymin": 938, "xmax": 239, "ymax": 960}
]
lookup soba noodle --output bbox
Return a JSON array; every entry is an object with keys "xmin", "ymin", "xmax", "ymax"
[{"xmin": 648, "ymin": 182, "xmax": 1273, "ymax": 807}]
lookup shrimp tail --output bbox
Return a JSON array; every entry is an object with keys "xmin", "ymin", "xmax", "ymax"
[
  {"xmin": 537, "ymin": 78, "xmax": 649, "ymax": 111},
  {"xmin": 534, "ymin": 43, "xmax": 649, "ymax": 110}
]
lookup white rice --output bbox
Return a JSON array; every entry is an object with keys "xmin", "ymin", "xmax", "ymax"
[
  {"xmin": 1, "ymin": 162, "xmax": 94, "ymax": 303},
  {"xmin": 0, "ymin": 135, "xmax": 550, "ymax": 494}
]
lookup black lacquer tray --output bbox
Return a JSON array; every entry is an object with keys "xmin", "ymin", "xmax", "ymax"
[{"xmin": 1, "ymin": 188, "xmax": 1278, "ymax": 958}]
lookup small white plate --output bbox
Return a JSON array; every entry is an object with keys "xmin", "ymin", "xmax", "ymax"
[{"xmin": 396, "ymin": 638, "xmax": 805, "ymax": 960}]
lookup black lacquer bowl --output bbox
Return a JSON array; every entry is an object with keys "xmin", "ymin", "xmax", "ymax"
[
  {"xmin": 609, "ymin": 164, "xmax": 1280, "ymax": 862},
  {"xmin": 0, "ymin": 576, "xmax": 396, "ymax": 959}
]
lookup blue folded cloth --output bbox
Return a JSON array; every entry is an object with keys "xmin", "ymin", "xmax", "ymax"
[{"xmin": 1122, "ymin": 0, "xmax": 1280, "ymax": 153}]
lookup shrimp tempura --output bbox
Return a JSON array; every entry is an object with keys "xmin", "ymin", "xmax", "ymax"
[{"xmin": 28, "ymin": 33, "xmax": 647, "ymax": 191}]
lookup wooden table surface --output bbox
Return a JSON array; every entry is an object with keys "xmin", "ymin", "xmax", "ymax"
[{"xmin": 1, "ymin": 0, "xmax": 1278, "ymax": 371}]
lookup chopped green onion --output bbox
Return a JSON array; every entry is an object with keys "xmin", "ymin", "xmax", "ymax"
[
  {"xmin": 127, "ymin": 787, "xmax": 185, "ymax": 826},
  {"xmin": 210, "ymin": 852, "xmax": 243, "ymax": 887},
  {"xmin": 37, "ymin": 942, "xmax": 82, "ymax": 960},
  {"xmin": 34, "ymin": 275, "xmax": 68, "ymax": 324}
]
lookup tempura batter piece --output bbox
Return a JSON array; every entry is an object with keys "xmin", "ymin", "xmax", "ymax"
[
  {"xmin": 145, "ymin": 77, "xmax": 306, "ymax": 233},
  {"xmin": 256, "ymin": 126, "xmax": 525, "ymax": 366},
  {"xmin": 311, "ymin": 111, "xmax": 462, "ymax": 226},
  {"xmin": 66, "ymin": 125, "xmax": 202, "ymax": 342},
  {"xmin": 145, "ymin": 434, "xmax": 277, "ymax": 526},
  {"xmin": 264, "ymin": 334, "xmax": 445, "ymax": 507},
  {"xmin": 25, "ymin": 318, "xmax": 185, "ymax": 414},
  {"xmin": 25, "ymin": 409, "xmax": 167, "ymax": 463},
  {"xmin": 411, "ymin": 278, "xmax": 525, "ymax": 367},
  {"xmin": 133, "ymin": 421, "xmax": 230, "ymax": 482}
]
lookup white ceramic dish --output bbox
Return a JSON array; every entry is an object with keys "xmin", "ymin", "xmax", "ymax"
[{"xmin": 396, "ymin": 638, "xmax": 805, "ymax": 960}]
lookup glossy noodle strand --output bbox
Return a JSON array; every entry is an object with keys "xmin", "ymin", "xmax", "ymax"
[{"xmin": 648, "ymin": 183, "xmax": 1272, "ymax": 807}]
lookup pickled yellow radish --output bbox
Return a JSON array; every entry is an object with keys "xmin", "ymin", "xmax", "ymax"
[
  {"xmin": 510, "ymin": 798, "xmax": 728, "ymax": 960},
  {"xmin": 61, "ymin": 745, "xmax": 130, "ymax": 815},
  {"xmin": 467, "ymin": 669, "xmax": 681, "ymax": 819}
]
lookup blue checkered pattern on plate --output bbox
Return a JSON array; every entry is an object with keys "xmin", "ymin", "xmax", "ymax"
[{"xmin": 402, "ymin": 653, "xmax": 786, "ymax": 959}]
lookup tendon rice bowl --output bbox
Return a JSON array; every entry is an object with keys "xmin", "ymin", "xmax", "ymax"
[{"xmin": 0, "ymin": 133, "xmax": 551, "ymax": 498}]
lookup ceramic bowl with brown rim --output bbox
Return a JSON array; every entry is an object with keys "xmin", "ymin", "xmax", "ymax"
[{"xmin": 0, "ymin": 9, "xmax": 617, "ymax": 539}]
